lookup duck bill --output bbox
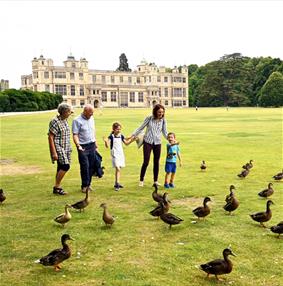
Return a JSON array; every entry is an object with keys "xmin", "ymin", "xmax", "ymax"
[{"xmin": 231, "ymin": 251, "xmax": 236, "ymax": 257}]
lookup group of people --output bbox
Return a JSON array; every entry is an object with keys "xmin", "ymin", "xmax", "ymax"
[{"xmin": 48, "ymin": 103, "xmax": 182, "ymax": 195}]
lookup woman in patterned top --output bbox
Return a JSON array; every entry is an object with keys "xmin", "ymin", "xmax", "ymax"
[
  {"xmin": 130, "ymin": 104, "xmax": 168, "ymax": 187},
  {"xmin": 48, "ymin": 103, "xmax": 73, "ymax": 195}
]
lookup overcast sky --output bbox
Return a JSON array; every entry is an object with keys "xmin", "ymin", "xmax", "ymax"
[{"xmin": 1, "ymin": 0, "xmax": 282, "ymax": 88}]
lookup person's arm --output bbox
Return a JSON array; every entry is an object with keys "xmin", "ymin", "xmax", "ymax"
[
  {"xmin": 129, "ymin": 116, "xmax": 151, "ymax": 141},
  {"xmin": 48, "ymin": 132, "xmax": 58, "ymax": 162},
  {"xmin": 177, "ymin": 145, "xmax": 182, "ymax": 167},
  {"xmin": 103, "ymin": 136, "xmax": 109, "ymax": 148},
  {"xmin": 162, "ymin": 119, "xmax": 168, "ymax": 139},
  {"xmin": 73, "ymin": 134, "xmax": 84, "ymax": 151},
  {"xmin": 122, "ymin": 134, "xmax": 133, "ymax": 145}
]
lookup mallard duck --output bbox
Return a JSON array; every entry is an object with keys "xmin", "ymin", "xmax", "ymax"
[
  {"xmin": 149, "ymin": 192, "xmax": 170, "ymax": 217},
  {"xmin": 242, "ymin": 160, "xmax": 253, "ymax": 170},
  {"xmin": 100, "ymin": 203, "xmax": 115, "ymax": 227},
  {"xmin": 250, "ymin": 200, "xmax": 274, "ymax": 227},
  {"xmin": 237, "ymin": 166, "xmax": 249, "ymax": 178},
  {"xmin": 54, "ymin": 204, "xmax": 72, "ymax": 227},
  {"xmin": 258, "ymin": 183, "xmax": 274, "ymax": 198},
  {"xmin": 225, "ymin": 185, "xmax": 236, "ymax": 202},
  {"xmin": 200, "ymin": 248, "xmax": 236, "ymax": 280},
  {"xmin": 71, "ymin": 188, "xmax": 90, "ymax": 212},
  {"xmin": 160, "ymin": 202, "xmax": 183, "ymax": 228},
  {"xmin": 0, "ymin": 189, "xmax": 6, "ymax": 203},
  {"xmin": 193, "ymin": 197, "xmax": 211, "ymax": 220},
  {"xmin": 200, "ymin": 160, "xmax": 206, "ymax": 171},
  {"xmin": 35, "ymin": 234, "xmax": 73, "ymax": 271},
  {"xmin": 273, "ymin": 169, "xmax": 283, "ymax": 181},
  {"xmin": 152, "ymin": 184, "xmax": 163, "ymax": 203},
  {"xmin": 224, "ymin": 187, "xmax": 239, "ymax": 215},
  {"xmin": 270, "ymin": 221, "xmax": 283, "ymax": 238}
]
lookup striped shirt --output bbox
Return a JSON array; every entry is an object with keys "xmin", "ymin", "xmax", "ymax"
[
  {"xmin": 48, "ymin": 115, "xmax": 72, "ymax": 164},
  {"xmin": 133, "ymin": 115, "xmax": 168, "ymax": 145}
]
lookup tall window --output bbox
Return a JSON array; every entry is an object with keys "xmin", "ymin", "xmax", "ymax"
[
  {"xmin": 33, "ymin": 72, "xmax": 38, "ymax": 79},
  {"xmin": 173, "ymin": 100, "xmax": 182, "ymax": 107},
  {"xmin": 102, "ymin": 75, "xmax": 106, "ymax": 83},
  {"xmin": 44, "ymin": 72, "xmax": 49, "ymax": 79},
  {"xmin": 111, "ymin": 76, "xmax": 115, "ymax": 83},
  {"xmin": 79, "ymin": 73, "xmax": 83, "ymax": 80},
  {"xmin": 128, "ymin": 77, "xmax": 132, "ymax": 84},
  {"xmin": 70, "ymin": 72, "xmax": 75, "ymax": 80},
  {"xmin": 72, "ymin": 63, "xmax": 76, "ymax": 68},
  {"xmin": 173, "ymin": 88, "xmax": 182, "ymax": 97},
  {"xmin": 71, "ymin": 100, "xmax": 76, "ymax": 106},
  {"xmin": 183, "ymin": 77, "xmax": 186, "ymax": 83},
  {"xmin": 80, "ymin": 100, "xmax": 85, "ymax": 107},
  {"xmin": 137, "ymin": 77, "xmax": 140, "ymax": 84},
  {"xmin": 138, "ymin": 92, "xmax": 143, "ymax": 102},
  {"xmin": 130, "ymin": 92, "xmax": 135, "ymax": 102},
  {"xmin": 164, "ymin": 88, "xmax": 168, "ymax": 97},
  {"xmin": 157, "ymin": 76, "xmax": 161, "ymax": 82},
  {"xmin": 71, "ymin": 85, "xmax": 76, "ymax": 96},
  {"xmin": 55, "ymin": 85, "xmax": 67, "ymax": 95},
  {"xmin": 120, "ymin": 76, "xmax": 123, "ymax": 83},
  {"xmin": 92, "ymin": 75, "xmax": 96, "ymax": 83},
  {"xmin": 79, "ymin": 85, "xmax": 84, "ymax": 96},
  {"xmin": 173, "ymin": 77, "xmax": 182, "ymax": 83},
  {"xmin": 111, "ymin": 92, "xmax": 116, "ymax": 102},
  {"xmin": 183, "ymin": 88, "xmax": 186, "ymax": 96},
  {"xmin": 102, "ymin": 91, "xmax": 107, "ymax": 102},
  {"xmin": 45, "ymin": 84, "xmax": 50, "ymax": 92},
  {"xmin": 164, "ymin": 76, "xmax": 168, "ymax": 83},
  {"xmin": 54, "ymin": 72, "xmax": 66, "ymax": 79}
]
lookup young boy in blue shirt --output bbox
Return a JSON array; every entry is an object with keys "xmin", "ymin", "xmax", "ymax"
[{"xmin": 164, "ymin": 132, "xmax": 182, "ymax": 188}]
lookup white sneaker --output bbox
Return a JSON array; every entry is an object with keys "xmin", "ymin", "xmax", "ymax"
[
  {"xmin": 139, "ymin": 181, "xmax": 144, "ymax": 187},
  {"xmin": 153, "ymin": 181, "xmax": 161, "ymax": 186}
]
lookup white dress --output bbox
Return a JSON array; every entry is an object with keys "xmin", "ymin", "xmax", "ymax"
[{"xmin": 109, "ymin": 134, "xmax": 125, "ymax": 168}]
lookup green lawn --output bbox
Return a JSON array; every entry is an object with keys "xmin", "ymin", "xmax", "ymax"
[{"xmin": 0, "ymin": 107, "xmax": 282, "ymax": 286}]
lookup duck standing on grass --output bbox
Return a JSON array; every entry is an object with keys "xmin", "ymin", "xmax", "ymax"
[
  {"xmin": 270, "ymin": 221, "xmax": 283, "ymax": 238},
  {"xmin": 100, "ymin": 203, "xmax": 115, "ymax": 227},
  {"xmin": 35, "ymin": 234, "xmax": 73, "ymax": 271},
  {"xmin": 160, "ymin": 202, "xmax": 183, "ymax": 229},
  {"xmin": 152, "ymin": 183, "xmax": 164, "ymax": 203},
  {"xmin": 54, "ymin": 204, "xmax": 72, "ymax": 227},
  {"xmin": 200, "ymin": 248, "xmax": 236, "ymax": 280},
  {"xmin": 258, "ymin": 183, "xmax": 274, "ymax": 198},
  {"xmin": 200, "ymin": 160, "xmax": 206, "ymax": 171},
  {"xmin": 71, "ymin": 187, "xmax": 90, "ymax": 212},
  {"xmin": 250, "ymin": 200, "xmax": 274, "ymax": 227},
  {"xmin": 273, "ymin": 169, "xmax": 283, "ymax": 181},
  {"xmin": 0, "ymin": 189, "xmax": 6, "ymax": 203},
  {"xmin": 237, "ymin": 165, "xmax": 250, "ymax": 178},
  {"xmin": 149, "ymin": 192, "xmax": 170, "ymax": 218},
  {"xmin": 193, "ymin": 197, "xmax": 211, "ymax": 220},
  {"xmin": 223, "ymin": 186, "xmax": 239, "ymax": 215}
]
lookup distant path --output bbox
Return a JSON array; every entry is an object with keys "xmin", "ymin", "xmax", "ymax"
[{"xmin": 0, "ymin": 110, "xmax": 56, "ymax": 117}]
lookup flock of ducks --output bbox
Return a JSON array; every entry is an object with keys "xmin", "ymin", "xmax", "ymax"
[{"xmin": 1, "ymin": 163, "xmax": 282, "ymax": 279}]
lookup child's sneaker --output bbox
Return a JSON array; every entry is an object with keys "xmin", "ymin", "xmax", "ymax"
[
  {"xmin": 114, "ymin": 184, "xmax": 120, "ymax": 191},
  {"xmin": 117, "ymin": 184, "xmax": 124, "ymax": 188},
  {"xmin": 169, "ymin": 183, "xmax": 175, "ymax": 188},
  {"xmin": 139, "ymin": 181, "xmax": 144, "ymax": 187},
  {"xmin": 164, "ymin": 183, "xmax": 170, "ymax": 189}
]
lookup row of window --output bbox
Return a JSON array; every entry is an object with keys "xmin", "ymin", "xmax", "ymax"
[
  {"xmin": 101, "ymin": 91, "xmax": 144, "ymax": 103},
  {"xmin": 33, "ymin": 71, "xmax": 85, "ymax": 80}
]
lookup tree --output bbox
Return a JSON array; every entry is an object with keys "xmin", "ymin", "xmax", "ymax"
[
  {"xmin": 116, "ymin": 53, "xmax": 131, "ymax": 72},
  {"xmin": 258, "ymin": 72, "xmax": 283, "ymax": 107}
]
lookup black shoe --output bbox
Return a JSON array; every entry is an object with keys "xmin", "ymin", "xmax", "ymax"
[
  {"xmin": 118, "ymin": 184, "xmax": 124, "ymax": 188},
  {"xmin": 53, "ymin": 187, "xmax": 68, "ymax": 195}
]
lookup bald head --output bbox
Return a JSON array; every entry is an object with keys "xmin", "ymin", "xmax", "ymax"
[{"xmin": 83, "ymin": 104, "xmax": 94, "ymax": 119}]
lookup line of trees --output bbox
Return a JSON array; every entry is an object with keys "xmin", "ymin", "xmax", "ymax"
[
  {"xmin": 188, "ymin": 53, "xmax": 283, "ymax": 107},
  {"xmin": 0, "ymin": 89, "xmax": 63, "ymax": 112}
]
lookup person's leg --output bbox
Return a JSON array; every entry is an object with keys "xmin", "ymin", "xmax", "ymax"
[
  {"xmin": 55, "ymin": 170, "xmax": 67, "ymax": 188},
  {"xmin": 54, "ymin": 163, "xmax": 70, "ymax": 194},
  {"xmin": 78, "ymin": 150, "xmax": 89, "ymax": 189},
  {"xmin": 87, "ymin": 146, "xmax": 96, "ymax": 188},
  {"xmin": 140, "ymin": 142, "xmax": 152, "ymax": 182},
  {"xmin": 153, "ymin": 144, "xmax": 161, "ymax": 182},
  {"xmin": 164, "ymin": 172, "xmax": 170, "ymax": 185},
  {"xmin": 170, "ymin": 172, "xmax": 176, "ymax": 184},
  {"xmin": 115, "ymin": 167, "xmax": 121, "ymax": 185}
]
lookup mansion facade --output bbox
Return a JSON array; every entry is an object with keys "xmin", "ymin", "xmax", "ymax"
[{"xmin": 21, "ymin": 55, "xmax": 189, "ymax": 108}]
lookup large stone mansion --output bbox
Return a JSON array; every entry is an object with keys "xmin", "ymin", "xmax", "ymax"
[{"xmin": 21, "ymin": 55, "xmax": 189, "ymax": 108}]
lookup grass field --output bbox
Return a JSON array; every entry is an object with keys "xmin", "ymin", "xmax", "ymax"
[{"xmin": 0, "ymin": 107, "xmax": 282, "ymax": 286}]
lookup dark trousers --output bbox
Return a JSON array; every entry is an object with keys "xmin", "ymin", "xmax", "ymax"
[
  {"xmin": 78, "ymin": 142, "xmax": 96, "ymax": 188},
  {"xmin": 140, "ymin": 142, "xmax": 161, "ymax": 182}
]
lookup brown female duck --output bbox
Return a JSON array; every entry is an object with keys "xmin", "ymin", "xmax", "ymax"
[
  {"xmin": 149, "ymin": 192, "xmax": 170, "ymax": 217},
  {"xmin": 237, "ymin": 165, "xmax": 249, "ymax": 178},
  {"xmin": 223, "ymin": 186, "xmax": 239, "ymax": 215},
  {"xmin": 54, "ymin": 204, "xmax": 72, "ymax": 227},
  {"xmin": 200, "ymin": 248, "xmax": 236, "ymax": 280},
  {"xmin": 193, "ymin": 197, "xmax": 211, "ymax": 220},
  {"xmin": 200, "ymin": 160, "xmax": 207, "ymax": 171},
  {"xmin": 100, "ymin": 203, "xmax": 115, "ymax": 227},
  {"xmin": 258, "ymin": 183, "xmax": 274, "ymax": 198},
  {"xmin": 152, "ymin": 184, "xmax": 163, "ymax": 203},
  {"xmin": 242, "ymin": 160, "xmax": 253, "ymax": 170},
  {"xmin": 160, "ymin": 202, "xmax": 183, "ymax": 228},
  {"xmin": 71, "ymin": 188, "xmax": 90, "ymax": 212},
  {"xmin": 0, "ymin": 189, "xmax": 6, "ymax": 203},
  {"xmin": 35, "ymin": 234, "xmax": 73, "ymax": 271},
  {"xmin": 270, "ymin": 221, "xmax": 283, "ymax": 238},
  {"xmin": 273, "ymin": 169, "xmax": 283, "ymax": 181},
  {"xmin": 250, "ymin": 200, "xmax": 274, "ymax": 227}
]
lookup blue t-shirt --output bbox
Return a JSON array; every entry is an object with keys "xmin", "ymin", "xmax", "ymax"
[{"xmin": 166, "ymin": 144, "xmax": 180, "ymax": 163}]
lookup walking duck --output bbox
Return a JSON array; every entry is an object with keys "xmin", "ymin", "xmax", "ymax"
[
  {"xmin": 200, "ymin": 160, "xmax": 207, "ymax": 171},
  {"xmin": 270, "ymin": 221, "xmax": 283, "ymax": 238},
  {"xmin": 35, "ymin": 234, "xmax": 73, "ymax": 271},
  {"xmin": 250, "ymin": 200, "xmax": 274, "ymax": 227},
  {"xmin": 193, "ymin": 197, "xmax": 211, "ymax": 220},
  {"xmin": 0, "ymin": 189, "xmax": 6, "ymax": 203},
  {"xmin": 54, "ymin": 204, "xmax": 72, "ymax": 227},
  {"xmin": 273, "ymin": 169, "xmax": 283, "ymax": 181},
  {"xmin": 71, "ymin": 188, "xmax": 90, "ymax": 212},
  {"xmin": 100, "ymin": 203, "xmax": 115, "ymax": 227},
  {"xmin": 237, "ymin": 165, "xmax": 249, "ymax": 178},
  {"xmin": 200, "ymin": 248, "xmax": 236, "ymax": 280},
  {"xmin": 242, "ymin": 160, "xmax": 253, "ymax": 170},
  {"xmin": 152, "ymin": 184, "xmax": 163, "ymax": 203},
  {"xmin": 160, "ymin": 202, "xmax": 183, "ymax": 228},
  {"xmin": 149, "ymin": 192, "xmax": 170, "ymax": 217},
  {"xmin": 258, "ymin": 183, "xmax": 274, "ymax": 198},
  {"xmin": 224, "ymin": 186, "xmax": 239, "ymax": 215}
]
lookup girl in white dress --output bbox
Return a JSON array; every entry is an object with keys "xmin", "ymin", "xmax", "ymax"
[{"xmin": 103, "ymin": 122, "xmax": 132, "ymax": 191}]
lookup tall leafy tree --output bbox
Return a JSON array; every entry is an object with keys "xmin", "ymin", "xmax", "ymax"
[
  {"xmin": 116, "ymin": 53, "xmax": 131, "ymax": 71},
  {"xmin": 258, "ymin": 72, "xmax": 283, "ymax": 107}
]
